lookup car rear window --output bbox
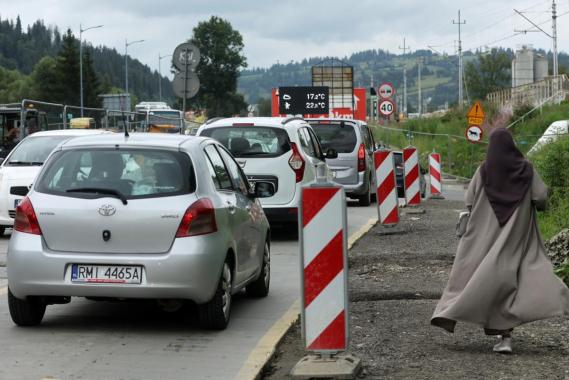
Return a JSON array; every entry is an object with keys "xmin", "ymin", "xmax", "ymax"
[
  {"xmin": 36, "ymin": 149, "xmax": 195, "ymax": 199},
  {"xmin": 200, "ymin": 126, "xmax": 291, "ymax": 158},
  {"xmin": 6, "ymin": 135, "xmax": 71, "ymax": 166},
  {"xmin": 311, "ymin": 124, "xmax": 357, "ymax": 153}
]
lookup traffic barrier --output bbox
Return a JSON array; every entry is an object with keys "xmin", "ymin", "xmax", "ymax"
[
  {"xmin": 300, "ymin": 184, "xmax": 348, "ymax": 352},
  {"xmin": 374, "ymin": 150, "xmax": 399, "ymax": 226},
  {"xmin": 403, "ymin": 146, "xmax": 421, "ymax": 206},
  {"xmin": 293, "ymin": 181, "xmax": 361, "ymax": 379},
  {"xmin": 429, "ymin": 152, "xmax": 443, "ymax": 197}
]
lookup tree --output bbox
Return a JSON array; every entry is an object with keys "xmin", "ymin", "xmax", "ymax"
[
  {"xmin": 30, "ymin": 56, "xmax": 61, "ymax": 101},
  {"xmin": 464, "ymin": 49, "xmax": 511, "ymax": 100},
  {"xmin": 257, "ymin": 97, "xmax": 272, "ymax": 116},
  {"xmin": 82, "ymin": 49, "xmax": 100, "ymax": 107},
  {"xmin": 54, "ymin": 29, "xmax": 80, "ymax": 105},
  {"xmin": 189, "ymin": 16, "xmax": 248, "ymax": 116}
]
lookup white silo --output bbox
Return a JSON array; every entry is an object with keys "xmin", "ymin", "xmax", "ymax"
[
  {"xmin": 534, "ymin": 54, "xmax": 549, "ymax": 81},
  {"xmin": 512, "ymin": 46, "xmax": 534, "ymax": 87}
]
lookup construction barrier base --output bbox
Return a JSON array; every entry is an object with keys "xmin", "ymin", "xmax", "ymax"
[
  {"xmin": 404, "ymin": 207, "xmax": 426, "ymax": 215},
  {"xmin": 290, "ymin": 353, "xmax": 362, "ymax": 380}
]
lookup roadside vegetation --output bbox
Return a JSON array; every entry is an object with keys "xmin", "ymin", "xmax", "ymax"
[{"xmin": 369, "ymin": 101, "xmax": 569, "ymax": 283}]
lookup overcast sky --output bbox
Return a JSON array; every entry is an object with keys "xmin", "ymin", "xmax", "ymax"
[{"xmin": 1, "ymin": 0, "xmax": 568, "ymax": 77}]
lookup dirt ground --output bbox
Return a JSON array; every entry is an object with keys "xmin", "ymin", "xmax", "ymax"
[{"xmin": 262, "ymin": 199, "xmax": 569, "ymax": 379}]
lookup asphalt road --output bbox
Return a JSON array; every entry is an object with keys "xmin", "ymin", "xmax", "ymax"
[
  {"xmin": 0, "ymin": 183, "xmax": 465, "ymax": 380},
  {"xmin": 0, "ymin": 201, "xmax": 377, "ymax": 380}
]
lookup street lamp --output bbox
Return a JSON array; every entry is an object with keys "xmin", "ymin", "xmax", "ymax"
[
  {"xmin": 158, "ymin": 53, "xmax": 172, "ymax": 102},
  {"xmin": 79, "ymin": 23, "xmax": 103, "ymax": 117},
  {"xmin": 125, "ymin": 38, "xmax": 145, "ymax": 94}
]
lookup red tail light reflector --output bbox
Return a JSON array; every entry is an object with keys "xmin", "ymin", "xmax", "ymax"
[
  {"xmin": 288, "ymin": 142, "xmax": 306, "ymax": 183},
  {"xmin": 176, "ymin": 198, "xmax": 218, "ymax": 238},
  {"xmin": 357, "ymin": 143, "xmax": 366, "ymax": 172},
  {"xmin": 14, "ymin": 197, "xmax": 42, "ymax": 235}
]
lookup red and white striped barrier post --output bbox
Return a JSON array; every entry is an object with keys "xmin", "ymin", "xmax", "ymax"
[
  {"xmin": 429, "ymin": 152, "xmax": 444, "ymax": 199},
  {"xmin": 374, "ymin": 150, "xmax": 399, "ymax": 226},
  {"xmin": 403, "ymin": 146, "xmax": 421, "ymax": 206},
  {"xmin": 293, "ymin": 181, "xmax": 361, "ymax": 377}
]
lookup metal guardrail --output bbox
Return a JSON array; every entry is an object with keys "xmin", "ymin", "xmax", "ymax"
[{"xmin": 487, "ymin": 75, "xmax": 569, "ymax": 110}]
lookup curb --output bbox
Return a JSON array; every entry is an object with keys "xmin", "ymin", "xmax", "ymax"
[{"xmin": 235, "ymin": 218, "xmax": 378, "ymax": 380}]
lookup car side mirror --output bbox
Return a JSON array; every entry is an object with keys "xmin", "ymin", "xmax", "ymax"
[
  {"xmin": 324, "ymin": 148, "xmax": 338, "ymax": 160},
  {"xmin": 251, "ymin": 181, "xmax": 275, "ymax": 198}
]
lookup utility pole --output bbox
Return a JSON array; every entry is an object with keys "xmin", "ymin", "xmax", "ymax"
[
  {"xmin": 453, "ymin": 10, "xmax": 466, "ymax": 110},
  {"xmin": 79, "ymin": 23, "xmax": 103, "ymax": 117},
  {"xmin": 399, "ymin": 37, "xmax": 409, "ymax": 115},
  {"xmin": 125, "ymin": 38, "xmax": 145, "ymax": 94},
  {"xmin": 552, "ymin": 0, "xmax": 558, "ymax": 77},
  {"xmin": 417, "ymin": 57, "xmax": 423, "ymax": 116},
  {"xmin": 158, "ymin": 53, "xmax": 172, "ymax": 102}
]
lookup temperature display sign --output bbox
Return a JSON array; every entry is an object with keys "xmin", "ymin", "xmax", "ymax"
[{"xmin": 278, "ymin": 86, "xmax": 329, "ymax": 115}]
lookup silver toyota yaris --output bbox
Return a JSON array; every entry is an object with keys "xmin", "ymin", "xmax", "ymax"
[{"xmin": 7, "ymin": 134, "xmax": 273, "ymax": 330}]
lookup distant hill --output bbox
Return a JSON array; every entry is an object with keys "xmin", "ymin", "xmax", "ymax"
[
  {"xmin": 238, "ymin": 48, "xmax": 569, "ymax": 111},
  {"xmin": 0, "ymin": 16, "xmax": 174, "ymax": 105}
]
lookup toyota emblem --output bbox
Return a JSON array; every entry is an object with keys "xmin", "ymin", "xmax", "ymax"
[{"xmin": 98, "ymin": 204, "xmax": 116, "ymax": 216}]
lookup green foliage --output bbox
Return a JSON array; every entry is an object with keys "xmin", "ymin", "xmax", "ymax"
[
  {"xmin": 554, "ymin": 260, "xmax": 569, "ymax": 286},
  {"xmin": 256, "ymin": 97, "xmax": 272, "ymax": 116},
  {"xmin": 464, "ymin": 49, "xmax": 511, "ymax": 100},
  {"xmin": 190, "ymin": 16, "xmax": 248, "ymax": 116},
  {"xmin": 0, "ymin": 15, "xmax": 174, "ymax": 105},
  {"xmin": 530, "ymin": 135, "xmax": 569, "ymax": 242}
]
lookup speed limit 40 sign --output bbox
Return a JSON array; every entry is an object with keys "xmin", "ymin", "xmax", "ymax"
[{"xmin": 378, "ymin": 99, "xmax": 395, "ymax": 117}]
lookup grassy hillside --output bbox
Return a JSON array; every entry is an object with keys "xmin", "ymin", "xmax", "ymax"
[{"xmin": 369, "ymin": 101, "xmax": 569, "ymax": 179}]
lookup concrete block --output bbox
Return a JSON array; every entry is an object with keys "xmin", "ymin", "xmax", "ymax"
[{"xmin": 290, "ymin": 353, "xmax": 362, "ymax": 379}]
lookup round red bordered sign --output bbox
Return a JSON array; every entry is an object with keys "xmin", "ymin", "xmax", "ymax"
[
  {"xmin": 378, "ymin": 99, "xmax": 396, "ymax": 116},
  {"xmin": 465, "ymin": 125, "xmax": 483, "ymax": 144},
  {"xmin": 378, "ymin": 83, "xmax": 395, "ymax": 99}
]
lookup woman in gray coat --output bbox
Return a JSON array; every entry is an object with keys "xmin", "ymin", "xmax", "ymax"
[{"xmin": 431, "ymin": 128, "xmax": 569, "ymax": 353}]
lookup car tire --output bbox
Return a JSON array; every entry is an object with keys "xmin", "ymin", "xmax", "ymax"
[
  {"xmin": 358, "ymin": 188, "xmax": 371, "ymax": 207},
  {"xmin": 246, "ymin": 242, "xmax": 270, "ymax": 298},
  {"xmin": 198, "ymin": 261, "xmax": 232, "ymax": 330},
  {"xmin": 8, "ymin": 288, "xmax": 46, "ymax": 326}
]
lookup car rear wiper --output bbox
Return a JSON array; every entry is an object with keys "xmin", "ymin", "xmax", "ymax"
[
  {"xmin": 7, "ymin": 161, "xmax": 43, "ymax": 166},
  {"xmin": 66, "ymin": 187, "xmax": 128, "ymax": 205}
]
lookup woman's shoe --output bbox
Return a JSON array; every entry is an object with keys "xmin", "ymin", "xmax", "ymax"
[{"xmin": 493, "ymin": 336, "xmax": 513, "ymax": 354}]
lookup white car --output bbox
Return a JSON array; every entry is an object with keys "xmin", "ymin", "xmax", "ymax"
[
  {"xmin": 0, "ymin": 129, "xmax": 112, "ymax": 236},
  {"xmin": 197, "ymin": 117, "xmax": 336, "ymax": 225}
]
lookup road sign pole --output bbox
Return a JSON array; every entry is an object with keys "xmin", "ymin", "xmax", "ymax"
[{"xmin": 182, "ymin": 48, "xmax": 189, "ymax": 113}]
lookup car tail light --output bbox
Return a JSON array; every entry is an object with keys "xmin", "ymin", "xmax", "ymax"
[
  {"xmin": 14, "ymin": 197, "xmax": 42, "ymax": 235},
  {"xmin": 176, "ymin": 198, "xmax": 217, "ymax": 238},
  {"xmin": 357, "ymin": 143, "xmax": 366, "ymax": 172},
  {"xmin": 288, "ymin": 142, "xmax": 305, "ymax": 183}
]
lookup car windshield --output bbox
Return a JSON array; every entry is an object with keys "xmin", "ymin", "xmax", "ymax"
[
  {"xmin": 6, "ymin": 135, "xmax": 71, "ymax": 166},
  {"xmin": 311, "ymin": 123, "xmax": 357, "ymax": 153},
  {"xmin": 148, "ymin": 111, "xmax": 182, "ymax": 127},
  {"xmin": 200, "ymin": 126, "xmax": 291, "ymax": 158},
  {"xmin": 36, "ymin": 148, "xmax": 195, "ymax": 199}
]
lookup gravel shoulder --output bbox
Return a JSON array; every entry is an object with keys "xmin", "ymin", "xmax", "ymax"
[{"xmin": 262, "ymin": 199, "xmax": 569, "ymax": 379}]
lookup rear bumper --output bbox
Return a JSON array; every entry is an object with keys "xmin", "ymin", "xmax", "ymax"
[
  {"xmin": 339, "ymin": 172, "xmax": 368, "ymax": 197},
  {"xmin": 263, "ymin": 207, "xmax": 298, "ymax": 223},
  {"xmin": 7, "ymin": 231, "xmax": 228, "ymax": 304}
]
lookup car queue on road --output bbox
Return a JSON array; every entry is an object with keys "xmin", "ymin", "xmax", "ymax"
[{"xmin": 2, "ymin": 115, "xmax": 426, "ymax": 331}]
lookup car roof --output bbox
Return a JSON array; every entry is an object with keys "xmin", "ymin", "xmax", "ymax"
[
  {"xmin": 58, "ymin": 132, "xmax": 210, "ymax": 150},
  {"xmin": 27, "ymin": 129, "xmax": 113, "ymax": 138},
  {"xmin": 202, "ymin": 117, "xmax": 308, "ymax": 129},
  {"xmin": 305, "ymin": 117, "xmax": 365, "ymax": 126}
]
